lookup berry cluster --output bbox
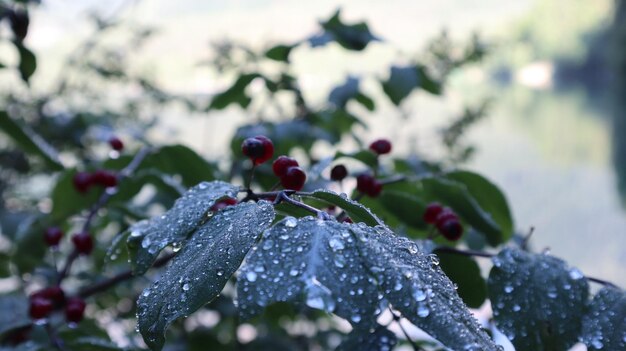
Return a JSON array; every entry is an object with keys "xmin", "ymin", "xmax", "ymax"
[
  {"xmin": 44, "ymin": 227, "xmax": 93, "ymax": 254},
  {"xmin": 241, "ymin": 135, "xmax": 274, "ymax": 166},
  {"xmin": 73, "ymin": 170, "xmax": 118, "ymax": 193},
  {"xmin": 356, "ymin": 173, "xmax": 383, "ymax": 197},
  {"xmin": 423, "ymin": 203, "xmax": 464, "ymax": 241},
  {"xmin": 28, "ymin": 286, "xmax": 86, "ymax": 324}
]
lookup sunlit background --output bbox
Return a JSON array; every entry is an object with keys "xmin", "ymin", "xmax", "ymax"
[{"xmin": 1, "ymin": 0, "xmax": 623, "ymax": 349}]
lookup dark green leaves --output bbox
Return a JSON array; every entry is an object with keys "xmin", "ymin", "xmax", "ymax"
[
  {"xmin": 315, "ymin": 10, "xmax": 379, "ymax": 51},
  {"xmin": 435, "ymin": 250, "xmax": 487, "ymax": 308},
  {"xmin": 305, "ymin": 189, "xmax": 383, "ymax": 226},
  {"xmin": 336, "ymin": 325, "xmax": 397, "ymax": 351},
  {"xmin": 328, "ymin": 76, "xmax": 375, "ymax": 111},
  {"xmin": 488, "ymin": 248, "xmax": 589, "ymax": 351},
  {"xmin": 208, "ymin": 73, "xmax": 261, "ymax": 110},
  {"xmin": 580, "ymin": 287, "xmax": 626, "ymax": 350},
  {"xmin": 137, "ymin": 201, "xmax": 275, "ymax": 351},
  {"xmin": 0, "ymin": 111, "xmax": 63, "ymax": 170},
  {"xmin": 14, "ymin": 41, "xmax": 36, "ymax": 82},
  {"xmin": 127, "ymin": 181, "xmax": 238, "ymax": 274},
  {"xmin": 381, "ymin": 65, "xmax": 441, "ymax": 105},
  {"xmin": 265, "ymin": 44, "xmax": 294, "ymax": 62}
]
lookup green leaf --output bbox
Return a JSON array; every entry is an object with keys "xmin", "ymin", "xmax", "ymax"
[
  {"xmin": 208, "ymin": 73, "xmax": 261, "ymax": 110},
  {"xmin": 238, "ymin": 217, "xmax": 382, "ymax": 326},
  {"xmin": 318, "ymin": 9, "xmax": 379, "ymax": 51},
  {"xmin": 239, "ymin": 218, "xmax": 499, "ymax": 350},
  {"xmin": 11, "ymin": 214, "xmax": 48, "ymax": 274},
  {"xmin": 336, "ymin": 325, "xmax": 397, "ymax": 350},
  {"xmin": 580, "ymin": 287, "xmax": 625, "ymax": 350},
  {"xmin": 354, "ymin": 92, "xmax": 375, "ymax": 111},
  {"xmin": 381, "ymin": 66, "xmax": 420, "ymax": 105},
  {"xmin": 334, "ymin": 150, "xmax": 378, "ymax": 169},
  {"xmin": 328, "ymin": 76, "xmax": 359, "ymax": 108},
  {"xmin": 14, "ymin": 41, "xmax": 36, "ymax": 82},
  {"xmin": 434, "ymin": 250, "xmax": 487, "ymax": 308},
  {"xmin": 65, "ymin": 337, "xmax": 134, "ymax": 351},
  {"xmin": 127, "ymin": 181, "xmax": 239, "ymax": 275},
  {"xmin": 265, "ymin": 44, "xmax": 295, "ymax": 62},
  {"xmin": 420, "ymin": 177, "xmax": 504, "ymax": 246},
  {"xmin": 0, "ymin": 111, "xmax": 63, "ymax": 171},
  {"xmin": 445, "ymin": 170, "xmax": 513, "ymax": 241},
  {"xmin": 0, "ymin": 252, "xmax": 11, "ymax": 277},
  {"xmin": 353, "ymin": 225, "xmax": 499, "ymax": 350},
  {"xmin": 0, "ymin": 294, "xmax": 30, "ymax": 337},
  {"xmin": 487, "ymin": 248, "xmax": 589, "ymax": 351},
  {"xmin": 377, "ymin": 191, "xmax": 429, "ymax": 230},
  {"xmin": 305, "ymin": 189, "xmax": 383, "ymax": 226},
  {"xmin": 137, "ymin": 201, "xmax": 275, "ymax": 351}
]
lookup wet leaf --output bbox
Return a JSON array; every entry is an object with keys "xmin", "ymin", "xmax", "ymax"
[
  {"xmin": 305, "ymin": 189, "xmax": 383, "ymax": 226},
  {"xmin": 487, "ymin": 248, "xmax": 589, "ymax": 351},
  {"xmin": 127, "ymin": 181, "xmax": 238, "ymax": 274},
  {"xmin": 580, "ymin": 286, "xmax": 625, "ymax": 351},
  {"xmin": 137, "ymin": 201, "xmax": 274, "ymax": 351},
  {"xmin": 434, "ymin": 250, "xmax": 487, "ymax": 308},
  {"xmin": 336, "ymin": 325, "xmax": 397, "ymax": 351},
  {"xmin": 0, "ymin": 294, "xmax": 30, "ymax": 337}
]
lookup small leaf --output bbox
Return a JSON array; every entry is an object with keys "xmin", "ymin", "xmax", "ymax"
[
  {"xmin": 14, "ymin": 41, "xmax": 36, "ymax": 82},
  {"xmin": 305, "ymin": 189, "xmax": 383, "ymax": 226},
  {"xmin": 0, "ymin": 294, "xmax": 30, "ymax": 337},
  {"xmin": 238, "ymin": 217, "xmax": 382, "ymax": 326},
  {"xmin": 208, "ymin": 73, "xmax": 261, "ymax": 110},
  {"xmin": 127, "ymin": 181, "xmax": 239, "ymax": 275},
  {"xmin": 580, "ymin": 286, "xmax": 625, "ymax": 351},
  {"xmin": 336, "ymin": 325, "xmax": 397, "ymax": 351},
  {"xmin": 434, "ymin": 250, "xmax": 487, "ymax": 308},
  {"xmin": 11, "ymin": 214, "xmax": 48, "ymax": 274},
  {"xmin": 420, "ymin": 177, "xmax": 504, "ymax": 246},
  {"xmin": 328, "ymin": 76, "xmax": 359, "ymax": 108},
  {"xmin": 265, "ymin": 44, "xmax": 295, "ymax": 62},
  {"xmin": 354, "ymin": 92, "xmax": 375, "ymax": 111},
  {"xmin": 0, "ymin": 111, "xmax": 63, "ymax": 170},
  {"xmin": 334, "ymin": 150, "xmax": 378, "ymax": 169},
  {"xmin": 445, "ymin": 170, "xmax": 513, "ymax": 241},
  {"xmin": 137, "ymin": 201, "xmax": 275, "ymax": 351},
  {"xmin": 318, "ymin": 9, "xmax": 379, "ymax": 51},
  {"xmin": 381, "ymin": 65, "xmax": 420, "ymax": 105},
  {"xmin": 487, "ymin": 248, "xmax": 589, "ymax": 351}
]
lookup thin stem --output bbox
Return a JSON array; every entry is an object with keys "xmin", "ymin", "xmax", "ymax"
[
  {"xmin": 587, "ymin": 276, "xmax": 620, "ymax": 289},
  {"xmin": 78, "ymin": 252, "xmax": 175, "ymax": 298},
  {"xmin": 274, "ymin": 191, "xmax": 325, "ymax": 217},
  {"xmin": 389, "ymin": 308, "xmax": 424, "ymax": 351},
  {"xmin": 45, "ymin": 323, "xmax": 68, "ymax": 351}
]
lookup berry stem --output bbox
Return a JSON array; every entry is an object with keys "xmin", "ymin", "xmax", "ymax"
[
  {"xmin": 389, "ymin": 308, "xmax": 425, "ymax": 351},
  {"xmin": 45, "ymin": 323, "xmax": 67, "ymax": 351},
  {"xmin": 274, "ymin": 191, "xmax": 326, "ymax": 218}
]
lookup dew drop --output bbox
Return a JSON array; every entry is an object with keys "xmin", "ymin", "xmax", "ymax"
[
  {"xmin": 504, "ymin": 285, "xmax": 514, "ymax": 293},
  {"xmin": 182, "ymin": 283, "xmax": 190, "ymax": 291},
  {"xmin": 246, "ymin": 271, "xmax": 257, "ymax": 282},
  {"xmin": 417, "ymin": 303, "xmax": 430, "ymax": 317},
  {"xmin": 284, "ymin": 217, "xmax": 298, "ymax": 228},
  {"xmin": 568, "ymin": 268, "xmax": 584, "ymax": 280},
  {"xmin": 216, "ymin": 269, "xmax": 225, "ymax": 277}
]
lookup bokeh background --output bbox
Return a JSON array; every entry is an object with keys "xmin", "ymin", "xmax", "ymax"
[{"xmin": 1, "ymin": 0, "xmax": 623, "ymax": 306}]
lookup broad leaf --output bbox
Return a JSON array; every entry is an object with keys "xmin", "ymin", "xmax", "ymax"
[
  {"xmin": 580, "ymin": 287, "xmax": 625, "ymax": 351},
  {"xmin": 127, "ymin": 181, "xmax": 238, "ymax": 274},
  {"xmin": 336, "ymin": 325, "xmax": 397, "ymax": 351},
  {"xmin": 14, "ymin": 41, "xmax": 36, "ymax": 82},
  {"xmin": 208, "ymin": 73, "xmax": 261, "ymax": 110},
  {"xmin": 445, "ymin": 170, "xmax": 513, "ymax": 241},
  {"xmin": 0, "ymin": 111, "xmax": 63, "ymax": 170},
  {"xmin": 487, "ymin": 248, "xmax": 589, "ymax": 351},
  {"xmin": 420, "ymin": 177, "xmax": 504, "ymax": 246},
  {"xmin": 11, "ymin": 214, "xmax": 48, "ymax": 274},
  {"xmin": 334, "ymin": 150, "xmax": 378, "ymax": 169},
  {"xmin": 0, "ymin": 294, "xmax": 30, "ymax": 337},
  {"xmin": 381, "ymin": 65, "xmax": 441, "ymax": 105},
  {"xmin": 238, "ymin": 217, "xmax": 382, "ymax": 326},
  {"xmin": 434, "ymin": 250, "xmax": 487, "ymax": 308},
  {"xmin": 352, "ymin": 224, "xmax": 499, "ymax": 350},
  {"xmin": 239, "ymin": 217, "xmax": 500, "ymax": 350},
  {"xmin": 305, "ymin": 189, "xmax": 383, "ymax": 226},
  {"xmin": 137, "ymin": 201, "xmax": 275, "ymax": 351}
]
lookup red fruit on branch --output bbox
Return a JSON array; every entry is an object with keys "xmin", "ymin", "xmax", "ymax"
[
  {"xmin": 272, "ymin": 156, "xmax": 299, "ymax": 177},
  {"xmin": 65, "ymin": 297, "xmax": 87, "ymax": 323},
  {"xmin": 330, "ymin": 164, "xmax": 348, "ymax": 181},
  {"xmin": 438, "ymin": 219, "xmax": 464, "ymax": 241},
  {"xmin": 72, "ymin": 172, "xmax": 93, "ymax": 193},
  {"xmin": 72, "ymin": 232, "xmax": 94, "ymax": 255},
  {"xmin": 92, "ymin": 170, "xmax": 118, "ymax": 188},
  {"xmin": 242, "ymin": 135, "xmax": 274, "ymax": 165},
  {"xmin": 369, "ymin": 139, "xmax": 392, "ymax": 155},
  {"xmin": 32, "ymin": 286, "xmax": 65, "ymax": 306},
  {"xmin": 356, "ymin": 173, "xmax": 383, "ymax": 197},
  {"xmin": 423, "ymin": 203, "xmax": 444, "ymax": 224},
  {"xmin": 280, "ymin": 167, "xmax": 307, "ymax": 191},
  {"xmin": 108, "ymin": 137, "xmax": 124, "ymax": 151},
  {"xmin": 43, "ymin": 227, "xmax": 64, "ymax": 247},
  {"xmin": 29, "ymin": 297, "xmax": 53, "ymax": 320}
]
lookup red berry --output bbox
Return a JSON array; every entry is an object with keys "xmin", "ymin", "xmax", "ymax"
[
  {"xmin": 272, "ymin": 156, "xmax": 299, "ymax": 177},
  {"xmin": 108, "ymin": 137, "xmax": 124, "ymax": 151},
  {"xmin": 435, "ymin": 209, "xmax": 458, "ymax": 229},
  {"xmin": 369, "ymin": 139, "xmax": 392, "ymax": 155},
  {"xmin": 29, "ymin": 297, "xmax": 52, "ymax": 320},
  {"xmin": 330, "ymin": 164, "xmax": 348, "ymax": 181},
  {"xmin": 356, "ymin": 173, "xmax": 382, "ymax": 197},
  {"xmin": 210, "ymin": 197, "xmax": 238, "ymax": 212},
  {"xmin": 43, "ymin": 227, "xmax": 64, "ymax": 247},
  {"xmin": 280, "ymin": 166, "xmax": 307, "ymax": 191},
  {"xmin": 242, "ymin": 135, "xmax": 274, "ymax": 165},
  {"xmin": 423, "ymin": 203, "xmax": 444, "ymax": 224},
  {"xmin": 438, "ymin": 219, "xmax": 464, "ymax": 241},
  {"xmin": 32, "ymin": 286, "xmax": 65, "ymax": 306},
  {"xmin": 65, "ymin": 297, "xmax": 86, "ymax": 323},
  {"xmin": 72, "ymin": 232, "xmax": 93, "ymax": 255},
  {"xmin": 73, "ymin": 172, "xmax": 93, "ymax": 193},
  {"xmin": 341, "ymin": 217, "xmax": 353, "ymax": 223},
  {"xmin": 367, "ymin": 180, "xmax": 383, "ymax": 197},
  {"xmin": 92, "ymin": 170, "xmax": 117, "ymax": 188}
]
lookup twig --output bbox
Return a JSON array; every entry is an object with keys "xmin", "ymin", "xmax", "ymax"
[
  {"xmin": 389, "ymin": 308, "xmax": 424, "ymax": 351},
  {"xmin": 45, "ymin": 323, "xmax": 68, "ymax": 351},
  {"xmin": 274, "ymin": 191, "xmax": 325, "ymax": 217},
  {"xmin": 587, "ymin": 276, "xmax": 620, "ymax": 289},
  {"xmin": 78, "ymin": 251, "xmax": 175, "ymax": 298}
]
